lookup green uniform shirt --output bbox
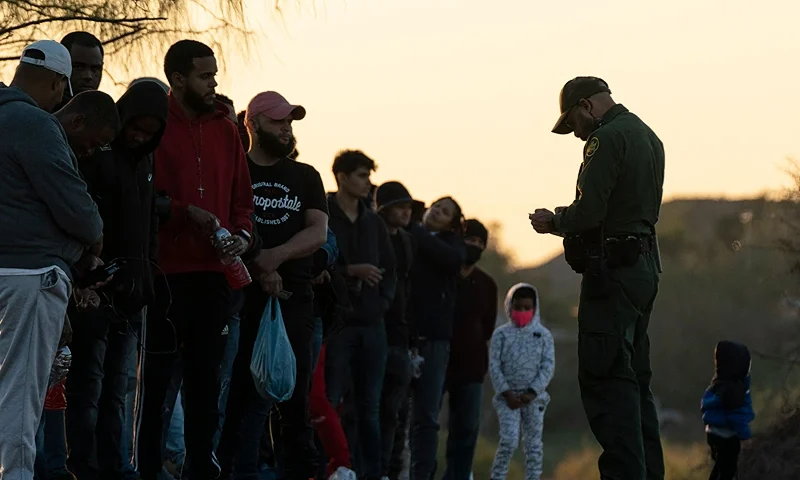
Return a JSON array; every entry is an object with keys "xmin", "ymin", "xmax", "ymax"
[{"xmin": 553, "ymin": 104, "xmax": 665, "ymax": 237}]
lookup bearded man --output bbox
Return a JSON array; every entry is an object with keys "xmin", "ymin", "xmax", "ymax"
[
  {"xmin": 135, "ymin": 40, "xmax": 254, "ymax": 480},
  {"xmin": 216, "ymin": 91, "xmax": 329, "ymax": 480}
]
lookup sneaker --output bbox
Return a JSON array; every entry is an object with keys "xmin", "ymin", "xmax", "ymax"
[{"xmin": 328, "ymin": 467, "xmax": 357, "ymax": 480}]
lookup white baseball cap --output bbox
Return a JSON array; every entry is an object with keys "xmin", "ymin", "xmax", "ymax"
[{"xmin": 20, "ymin": 40, "xmax": 73, "ymax": 96}]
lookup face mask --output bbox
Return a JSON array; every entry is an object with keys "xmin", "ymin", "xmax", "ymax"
[
  {"xmin": 510, "ymin": 310, "xmax": 534, "ymax": 327},
  {"xmin": 464, "ymin": 245, "xmax": 483, "ymax": 266}
]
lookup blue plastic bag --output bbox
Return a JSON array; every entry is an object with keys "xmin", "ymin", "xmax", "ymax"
[{"xmin": 250, "ymin": 297, "xmax": 296, "ymax": 402}]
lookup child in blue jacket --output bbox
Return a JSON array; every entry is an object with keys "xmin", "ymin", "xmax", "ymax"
[{"xmin": 700, "ymin": 340, "xmax": 755, "ymax": 480}]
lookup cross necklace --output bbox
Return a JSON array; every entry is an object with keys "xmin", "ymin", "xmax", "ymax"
[{"xmin": 188, "ymin": 122, "xmax": 205, "ymax": 198}]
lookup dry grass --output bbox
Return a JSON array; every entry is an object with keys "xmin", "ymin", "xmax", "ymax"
[
  {"xmin": 738, "ymin": 408, "xmax": 800, "ymax": 479},
  {"xmin": 552, "ymin": 441, "xmax": 710, "ymax": 480}
]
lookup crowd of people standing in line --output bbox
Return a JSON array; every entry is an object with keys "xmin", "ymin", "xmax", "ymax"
[{"xmin": 0, "ymin": 32, "xmax": 558, "ymax": 480}]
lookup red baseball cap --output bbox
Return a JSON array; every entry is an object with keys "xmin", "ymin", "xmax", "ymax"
[{"xmin": 245, "ymin": 91, "xmax": 306, "ymax": 122}]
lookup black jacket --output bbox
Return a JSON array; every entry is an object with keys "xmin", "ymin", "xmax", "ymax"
[
  {"xmin": 78, "ymin": 81, "xmax": 168, "ymax": 315},
  {"xmin": 408, "ymin": 224, "xmax": 466, "ymax": 341},
  {"xmin": 327, "ymin": 194, "xmax": 397, "ymax": 326},
  {"xmin": 385, "ymin": 228, "xmax": 416, "ymax": 347}
]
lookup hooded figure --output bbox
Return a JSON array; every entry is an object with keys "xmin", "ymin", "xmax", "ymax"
[
  {"xmin": 65, "ymin": 80, "xmax": 168, "ymax": 480},
  {"xmin": 701, "ymin": 341, "xmax": 755, "ymax": 440},
  {"xmin": 489, "ymin": 283, "xmax": 555, "ymax": 480},
  {"xmin": 700, "ymin": 341, "xmax": 755, "ymax": 480},
  {"xmin": 77, "ymin": 80, "xmax": 168, "ymax": 314}
]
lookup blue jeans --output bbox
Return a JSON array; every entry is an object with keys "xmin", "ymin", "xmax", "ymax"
[
  {"xmin": 442, "ymin": 382, "xmax": 483, "ymax": 480},
  {"xmin": 35, "ymin": 409, "xmax": 69, "ymax": 479},
  {"xmin": 65, "ymin": 309, "xmax": 141, "ymax": 480},
  {"xmin": 326, "ymin": 324, "xmax": 388, "ymax": 478},
  {"xmin": 218, "ymin": 293, "xmax": 317, "ymax": 480},
  {"xmin": 165, "ymin": 390, "xmax": 186, "ymax": 465},
  {"xmin": 310, "ymin": 317, "xmax": 324, "ymax": 370},
  {"xmin": 409, "ymin": 340, "xmax": 450, "ymax": 480}
]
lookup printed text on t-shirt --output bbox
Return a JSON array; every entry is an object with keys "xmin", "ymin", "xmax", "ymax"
[{"xmin": 253, "ymin": 180, "xmax": 303, "ymax": 225}]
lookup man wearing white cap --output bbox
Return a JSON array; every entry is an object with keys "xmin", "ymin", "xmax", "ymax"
[{"xmin": 0, "ymin": 40, "xmax": 104, "ymax": 480}]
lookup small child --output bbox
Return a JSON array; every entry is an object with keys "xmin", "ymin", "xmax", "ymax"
[
  {"xmin": 701, "ymin": 340, "xmax": 755, "ymax": 480},
  {"xmin": 489, "ymin": 283, "xmax": 555, "ymax": 480}
]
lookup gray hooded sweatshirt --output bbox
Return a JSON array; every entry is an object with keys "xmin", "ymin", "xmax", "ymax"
[{"xmin": 0, "ymin": 84, "xmax": 103, "ymax": 277}]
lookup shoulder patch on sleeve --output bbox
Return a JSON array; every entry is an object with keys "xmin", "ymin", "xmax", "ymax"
[{"xmin": 585, "ymin": 136, "xmax": 600, "ymax": 159}]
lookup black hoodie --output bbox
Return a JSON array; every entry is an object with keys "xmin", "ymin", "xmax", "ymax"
[
  {"xmin": 408, "ymin": 224, "xmax": 466, "ymax": 341},
  {"xmin": 78, "ymin": 81, "xmax": 168, "ymax": 315},
  {"xmin": 709, "ymin": 340, "xmax": 751, "ymax": 409},
  {"xmin": 327, "ymin": 193, "xmax": 397, "ymax": 326}
]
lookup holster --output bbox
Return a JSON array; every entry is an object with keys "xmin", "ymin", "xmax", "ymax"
[
  {"xmin": 605, "ymin": 235, "xmax": 653, "ymax": 269},
  {"xmin": 563, "ymin": 227, "xmax": 604, "ymax": 275},
  {"xmin": 564, "ymin": 229, "xmax": 654, "ymax": 274},
  {"xmin": 563, "ymin": 234, "xmax": 585, "ymax": 273}
]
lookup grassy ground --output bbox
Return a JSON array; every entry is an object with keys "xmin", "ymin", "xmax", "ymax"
[
  {"xmin": 433, "ymin": 429, "xmax": 712, "ymax": 479},
  {"xmin": 433, "ymin": 431, "xmax": 525, "ymax": 479},
  {"xmin": 433, "ymin": 429, "xmax": 592, "ymax": 479}
]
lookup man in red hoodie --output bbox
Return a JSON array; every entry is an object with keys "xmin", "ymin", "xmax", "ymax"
[{"xmin": 135, "ymin": 39, "xmax": 253, "ymax": 480}]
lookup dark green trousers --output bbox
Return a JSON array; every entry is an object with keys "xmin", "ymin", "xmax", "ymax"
[{"xmin": 577, "ymin": 253, "xmax": 665, "ymax": 480}]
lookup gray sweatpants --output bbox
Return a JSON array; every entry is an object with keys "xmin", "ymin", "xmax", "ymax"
[
  {"xmin": 0, "ymin": 267, "xmax": 71, "ymax": 480},
  {"xmin": 491, "ymin": 394, "xmax": 548, "ymax": 480}
]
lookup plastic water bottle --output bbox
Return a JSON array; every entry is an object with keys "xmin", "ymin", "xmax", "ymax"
[{"xmin": 212, "ymin": 227, "xmax": 252, "ymax": 290}]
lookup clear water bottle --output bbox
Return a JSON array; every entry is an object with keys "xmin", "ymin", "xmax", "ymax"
[{"xmin": 212, "ymin": 227, "xmax": 252, "ymax": 290}]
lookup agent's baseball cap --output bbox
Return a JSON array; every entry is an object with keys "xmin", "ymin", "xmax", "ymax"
[
  {"xmin": 20, "ymin": 40, "xmax": 73, "ymax": 96},
  {"xmin": 245, "ymin": 91, "xmax": 306, "ymax": 123},
  {"xmin": 551, "ymin": 76, "xmax": 611, "ymax": 135}
]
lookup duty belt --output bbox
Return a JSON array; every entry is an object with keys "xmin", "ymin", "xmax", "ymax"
[{"xmin": 604, "ymin": 234, "xmax": 654, "ymax": 253}]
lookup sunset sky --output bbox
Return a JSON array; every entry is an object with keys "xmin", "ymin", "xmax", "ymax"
[{"xmin": 17, "ymin": 0, "xmax": 800, "ymax": 267}]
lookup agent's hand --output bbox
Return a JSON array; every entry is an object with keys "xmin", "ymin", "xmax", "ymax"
[
  {"xmin": 258, "ymin": 271, "xmax": 283, "ymax": 297},
  {"xmin": 347, "ymin": 264, "xmax": 383, "ymax": 287},
  {"xmin": 187, "ymin": 205, "xmax": 219, "ymax": 235},
  {"xmin": 529, "ymin": 209, "xmax": 555, "ymax": 234},
  {"xmin": 502, "ymin": 390, "xmax": 523, "ymax": 410}
]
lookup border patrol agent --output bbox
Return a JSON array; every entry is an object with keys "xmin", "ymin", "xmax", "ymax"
[{"xmin": 530, "ymin": 77, "xmax": 666, "ymax": 480}]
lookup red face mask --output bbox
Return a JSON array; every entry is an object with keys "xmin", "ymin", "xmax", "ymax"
[{"xmin": 510, "ymin": 310, "xmax": 534, "ymax": 327}]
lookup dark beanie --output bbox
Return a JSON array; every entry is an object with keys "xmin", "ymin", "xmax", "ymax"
[
  {"xmin": 375, "ymin": 181, "xmax": 413, "ymax": 212},
  {"xmin": 464, "ymin": 219, "xmax": 488, "ymax": 244}
]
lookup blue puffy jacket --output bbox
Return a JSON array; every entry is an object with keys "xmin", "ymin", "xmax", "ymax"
[{"xmin": 701, "ymin": 376, "xmax": 755, "ymax": 440}]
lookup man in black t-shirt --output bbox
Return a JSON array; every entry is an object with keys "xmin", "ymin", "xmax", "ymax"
[{"xmin": 217, "ymin": 91, "xmax": 329, "ymax": 480}]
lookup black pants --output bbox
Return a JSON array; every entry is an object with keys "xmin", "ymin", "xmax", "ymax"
[
  {"xmin": 380, "ymin": 346, "xmax": 412, "ymax": 477},
  {"xmin": 136, "ymin": 272, "xmax": 231, "ymax": 480},
  {"xmin": 388, "ymin": 395, "xmax": 411, "ymax": 480},
  {"xmin": 707, "ymin": 433, "xmax": 740, "ymax": 480},
  {"xmin": 218, "ymin": 285, "xmax": 317, "ymax": 480},
  {"xmin": 66, "ymin": 307, "xmax": 141, "ymax": 480}
]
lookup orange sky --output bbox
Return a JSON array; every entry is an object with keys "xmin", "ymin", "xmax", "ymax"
[{"xmin": 12, "ymin": 0, "xmax": 800, "ymax": 267}]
